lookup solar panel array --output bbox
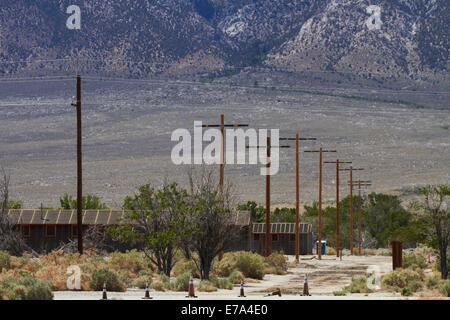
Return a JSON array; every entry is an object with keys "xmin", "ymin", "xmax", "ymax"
[
  {"xmin": 252, "ymin": 223, "xmax": 312, "ymax": 234},
  {"xmin": 6, "ymin": 209, "xmax": 125, "ymax": 225}
]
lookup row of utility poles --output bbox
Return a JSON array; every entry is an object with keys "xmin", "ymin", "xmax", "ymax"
[
  {"xmin": 71, "ymin": 76, "xmax": 371, "ymax": 258},
  {"xmin": 206, "ymin": 112, "xmax": 371, "ymax": 261}
]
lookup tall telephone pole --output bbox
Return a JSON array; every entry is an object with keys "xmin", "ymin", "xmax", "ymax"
[
  {"xmin": 71, "ymin": 75, "xmax": 83, "ymax": 255},
  {"xmin": 304, "ymin": 147, "xmax": 337, "ymax": 260},
  {"xmin": 324, "ymin": 159, "xmax": 352, "ymax": 257},
  {"xmin": 280, "ymin": 135, "xmax": 316, "ymax": 263},
  {"xmin": 247, "ymin": 139, "xmax": 290, "ymax": 257},
  {"xmin": 348, "ymin": 180, "xmax": 372, "ymax": 255},
  {"xmin": 203, "ymin": 116, "xmax": 248, "ymax": 261},
  {"xmin": 340, "ymin": 167, "xmax": 364, "ymax": 255}
]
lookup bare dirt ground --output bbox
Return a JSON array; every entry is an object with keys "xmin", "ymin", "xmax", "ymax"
[
  {"xmin": 52, "ymin": 255, "xmax": 448, "ymax": 300},
  {"xmin": 1, "ymin": 77, "xmax": 449, "ymax": 208}
]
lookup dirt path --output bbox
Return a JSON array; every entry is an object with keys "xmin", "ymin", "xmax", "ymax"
[{"xmin": 250, "ymin": 255, "xmax": 393, "ymax": 295}]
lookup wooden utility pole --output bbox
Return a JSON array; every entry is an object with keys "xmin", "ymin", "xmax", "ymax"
[
  {"xmin": 304, "ymin": 147, "xmax": 337, "ymax": 260},
  {"xmin": 203, "ymin": 116, "xmax": 248, "ymax": 261},
  {"xmin": 324, "ymin": 160, "xmax": 352, "ymax": 257},
  {"xmin": 280, "ymin": 135, "xmax": 316, "ymax": 263},
  {"xmin": 348, "ymin": 180, "xmax": 371, "ymax": 255},
  {"xmin": 71, "ymin": 75, "xmax": 83, "ymax": 255},
  {"xmin": 265, "ymin": 137, "xmax": 271, "ymax": 258},
  {"xmin": 247, "ymin": 139, "xmax": 290, "ymax": 257},
  {"xmin": 340, "ymin": 167, "xmax": 364, "ymax": 255}
]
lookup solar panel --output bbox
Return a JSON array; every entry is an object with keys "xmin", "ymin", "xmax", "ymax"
[
  {"xmin": 44, "ymin": 210, "xmax": 60, "ymax": 224},
  {"xmin": 83, "ymin": 210, "xmax": 98, "ymax": 225},
  {"xmin": 57, "ymin": 210, "xmax": 72, "ymax": 224},
  {"xmin": 108, "ymin": 211, "xmax": 123, "ymax": 225},
  {"xmin": 20, "ymin": 210, "xmax": 35, "ymax": 224},
  {"xmin": 96, "ymin": 210, "xmax": 111, "ymax": 225}
]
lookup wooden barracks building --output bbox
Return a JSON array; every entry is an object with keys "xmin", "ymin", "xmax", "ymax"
[{"xmin": 5, "ymin": 209, "xmax": 313, "ymax": 255}]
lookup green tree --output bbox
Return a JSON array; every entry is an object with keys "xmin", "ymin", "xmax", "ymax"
[
  {"xmin": 59, "ymin": 194, "xmax": 108, "ymax": 210},
  {"xmin": 237, "ymin": 201, "xmax": 265, "ymax": 222},
  {"xmin": 272, "ymin": 207, "xmax": 296, "ymax": 223},
  {"xmin": 364, "ymin": 193, "xmax": 413, "ymax": 247},
  {"xmin": 410, "ymin": 185, "xmax": 449, "ymax": 279},
  {"xmin": 108, "ymin": 183, "xmax": 192, "ymax": 276}
]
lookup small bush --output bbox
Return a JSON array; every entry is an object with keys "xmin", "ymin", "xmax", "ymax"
[
  {"xmin": 439, "ymin": 280, "xmax": 450, "ymax": 297},
  {"xmin": 434, "ymin": 256, "xmax": 450, "ymax": 278},
  {"xmin": 425, "ymin": 274, "xmax": 440, "ymax": 289},
  {"xmin": 0, "ymin": 276, "xmax": 53, "ymax": 300},
  {"xmin": 213, "ymin": 253, "xmax": 238, "ymax": 277},
  {"xmin": 401, "ymin": 287, "xmax": 412, "ymax": 296},
  {"xmin": 333, "ymin": 290, "xmax": 347, "ymax": 296},
  {"xmin": 172, "ymin": 259, "xmax": 198, "ymax": 277},
  {"xmin": 266, "ymin": 252, "xmax": 287, "ymax": 272},
  {"xmin": 150, "ymin": 280, "xmax": 165, "ymax": 291},
  {"xmin": 172, "ymin": 272, "xmax": 191, "ymax": 292},
  {"xmin": 234, "ymin": 252, "xmax": 265, "ymax": 280},
  {"xmin": 0, "ymin": 251, "xmax": 11, "ymax": 270},
  {"xmin": 89, "ymin": 268, "xmax": 126, "ymax": 292},
  {"xmin": 228, "ymin": 270, "xmax": 244, "ymax": 284},
  {"xmin": 210, "ymin": 275, "xmax": 233, "ymax": 290},
  {"xmin": 133, "ymin": 276, "xmax": 152, "ymax": 289},
  {"xmin": 197, "ymin": 280, "xmax": 217, "ymax": 292},
  {"xmin": 326, "ymin": 247, "xmax": 336, "ymax": 256},
  {"xmin": 344, "ymin": 276, "xmax": 372, "ymax": 293},
  {"xmin": 403, "ymin": 254, "xmax": 427, "ymax": 269},
  {"xmin": 407, "ymin": 280, "xmax": 423, "ymax": 293},
  {"xmin": 381, "ymin": 268, "xmax": 424, "ymax": 291}
]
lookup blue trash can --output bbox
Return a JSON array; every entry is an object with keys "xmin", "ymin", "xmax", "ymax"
[{"xmin": 315, "ymin": 241, "xmax": 326, "ymax": 255}]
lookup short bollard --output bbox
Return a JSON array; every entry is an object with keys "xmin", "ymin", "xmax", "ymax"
[
  {"xmin": 142, "ymin": 282, "xmax": 152, "ymax": 299},
  {"xmin": 238, "ymin": 280, "xmax": 246, "ymax": 298},
  {"xmin": 302, "ymin": 274, "xmax": 310, "ymax": 296},
  {"xmin": 101, "ymin": 282, "xmax": 107, "ymax": 300},
  {"xmin": 186, "ymin": 275, "xmax": 198, "ymax": 298}
]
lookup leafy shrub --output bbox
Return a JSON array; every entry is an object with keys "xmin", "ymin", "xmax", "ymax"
[
  {"xmin": 401, "ymin": 287, "xmax": 412, "ymax": 296},
  {"xmin": 213, "ymin": 252, "xmax": 238, "ymax": 277},
  {"xmin": 228, "ymin": 270, "xmax": 244, "ymax": 284},
  {"xmin": 439, "ymin": 280, "xmax": 450, "ymax": 297},
  {"xmin": 35, "ymin": 265, "xmax": 67, "ymax": 291},
  {"xmin": 425, "ymin": 274, "xmax": 440, "ymax": 289},
  {"xmin": 150, "ymin": 280, "xmax": 165, "ymax": 291},
  {"xmin": 197, "ymin": 280, "xmax": 217, "ymax": 292},
  {"xmin": 266, "ymin": 252, "xmax": 287, "ymax": 272},
  {"xmin": 234, "ymin": 252, "xmax": 265, "ymax": 280},
  {"xmin": 0, "ymin": 276, "xmax": 53, "ymax": 300},
  {"xmin": 88, "ymin": 268, "xmax": 126, "ymax": 292},
  {"xmin": 326, "ymin": 247, "xmax": 336, "ymax": 255},
  {"xmin": 381, "ymin": 268, "xmax": 424, "ymax": 291},
  {"xmin": 333, "ymin": 290, "xmax": 347, "ymax": 296},
  {"xmin": 133, "ymin": 276, "xmax": 152, "ymax": 289},
  {"xmin": 403, "ymin": 254, "xmax": 427, "ymax": 269},
  {"xmin": 172, "ymin": 259, "xmax": 198, "ymax": 277},
  {"xmin": 0, "ymin": 251, "xmax": 11, "ymax": 270},
  {"xmin": 210, "ymin": 275, "xmax": 233, "ymax": 290},
  {"xmin": 108, "ymin": 250, "xmax": 149, "ymax": 275},
  {"xmin": 344, "ymin": 276, "xmax": 372, "ymax": 293},
  {"xmin": 407, "ymin": 280, "xmax": 423, "ymax": 293},
  {"xmin": 172, "ymin": 272, "xmax": 191, "ymax": 292}
]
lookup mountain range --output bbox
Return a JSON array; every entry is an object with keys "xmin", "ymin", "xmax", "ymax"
[{"xmin": 0, "ymin": 0, "xmax": 448, "ymax": 80}]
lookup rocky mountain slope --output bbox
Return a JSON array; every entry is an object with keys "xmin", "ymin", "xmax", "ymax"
[{"xmin": 0, "ymin": 0, "xmax": 448, "ymax": 79}]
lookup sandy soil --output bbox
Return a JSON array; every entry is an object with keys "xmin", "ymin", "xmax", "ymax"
[{"xmin": 52, "ymin": 255, "xmax": 448, "ymax": 300}]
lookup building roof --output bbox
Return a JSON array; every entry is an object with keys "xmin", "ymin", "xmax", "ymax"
[
  {"xmin": 5, "ymin": 209, "xmax": 252, "ymax": 226},
  {"xmin": 252, "ymin": 223, "xmax": 312, "ymax": 234}
]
